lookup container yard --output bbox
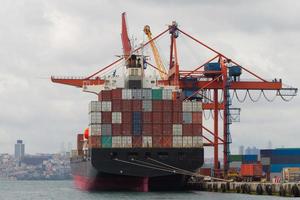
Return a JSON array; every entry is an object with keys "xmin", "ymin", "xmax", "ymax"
[{"xmin": 51, "ymin": 12, "xmax": 298, "ymax": 196}]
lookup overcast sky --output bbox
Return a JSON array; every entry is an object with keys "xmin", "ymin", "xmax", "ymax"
[{"xmin": 0, "ymin": 0, "xmax": 299, "ymax": 156}]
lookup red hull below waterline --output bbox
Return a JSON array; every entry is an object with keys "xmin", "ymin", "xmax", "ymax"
[{"xmin": 73, "ymin": 175, "xmax": 149, "ymax": 192}]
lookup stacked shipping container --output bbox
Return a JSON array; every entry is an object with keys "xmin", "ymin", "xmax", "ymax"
[
  {"xmin": 260, "ymin": 148, "xmax": 300, "ymax": 181},
  {"xmin": 87, "ymin": 88, "xmax": 203, "ymax": 148}
]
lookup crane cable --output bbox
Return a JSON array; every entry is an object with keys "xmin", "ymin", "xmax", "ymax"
[
  {"xmin": 262, "ymin": 90, "xmax": 277, "ymax": 102},
  {"xmin": 233, "ymin": 90, "xmax": 248, "ymax": 103},
  {"xmin": 247, "ymin": 90, "xmax": 263, "ymax": 102},
  {"xmin": 277, "ymin": 90, "xmax": 295, "ymax": 102},
  {"xmin": 114, "ymin": 157, "xmax": 231, "ymax": 182}
]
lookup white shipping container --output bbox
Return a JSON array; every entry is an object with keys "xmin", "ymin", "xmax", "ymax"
[
  {"xmin": 101, "ymin": 101, "xmax": 112, "ymax": 111},
  {"xmin": 162, "ymin": 89, "xmax": 172, "ymax": 100},
  {"xmin": 172, "ymin": 136, "xmax": 183, "ymax": 148},
  {"xmin": 183, "ymin": 136, "xmax": 193, "ymax": 147},
  {"xmin": 142, "ymin": 136, "xmax": 152, "ymax": 147},
  {"xmin": 122, "ymin": 89, "xmax": 132, "ymax": 99},
  {"xmin": 172, "ymin": 124, "xmax": 182, "ymax": 136},
  {"xmin": 192, "ymin": 101, "xmax": 202, "ymax": 112},
  {"xmin": 112, "ymin": 112, "xmax": 122, "ymax": 124},
  {"xmin": 89, "ymin": 124, "xmax": 101, "ymax": 135},
  {"xmin": 192, "ymin": 136, "xmax": 203, "ymax": 147},
  {"xmin": 89, "ymin": 101, "xmax": 101, "ymax": 112},
  {"xmin": 229, "ymin": 161, "xmax": 242, "ymax": 168},
  {"xmin": 112, "ymin": 136, "xmax": 122, "ymax": 148},
  {"xmin": 182, "ymin": 101, "xmax": 193, "ymax": 112},
  {"xmin": 89, "ymin": 112, "xmax": 101, "ymax": 124},
  {"xmin": 122, "ymin": 136, "xmax": 132, "ymax": 148},
  {"xmin": 132, "ymin": 89, "xmax": 142, "ymax": 99}
]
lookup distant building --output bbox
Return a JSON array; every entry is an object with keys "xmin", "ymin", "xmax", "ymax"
[
  {"xmin": 245, "ymin": 146, "xmax": 259, "ymax": 155},
  {"xmin": 14, "ymin": 140, "xmax": 25, "ymax": 160},
  {"xmin": 238, "ymin": 145, "xmax": 244, "ymax": 155}
]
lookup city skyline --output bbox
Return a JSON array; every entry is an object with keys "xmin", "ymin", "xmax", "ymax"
[{"xmin": 0, "ymin": 0, "xmax": 299, "ymax": 154}]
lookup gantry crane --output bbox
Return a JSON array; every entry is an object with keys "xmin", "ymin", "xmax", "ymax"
[
  {"xmin": 143, "ymin": 25, "xmax": 168, "ymax": 80},
  {"xmin": 51, "ymin": 13, "xmax": 297, "ymax": 178}
]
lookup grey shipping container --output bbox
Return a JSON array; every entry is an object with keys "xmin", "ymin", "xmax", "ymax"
[
  {"xmin": 142, "ymin": 100, "xmax": 152, "ymax": 111},
  {"xmin": 101, "ymin": 124, "xmax": 112, "ymax": 135},
  {"xmin": 182, "ymin": 112, "xmax": 192, "ymax": 124},
  {"xmin": 132, "ymin": 89, "xmax": 142, "ymax": 99},
  {"xmin": 142, "ymin": 89, "xmax": 152, "ymax": 99}
]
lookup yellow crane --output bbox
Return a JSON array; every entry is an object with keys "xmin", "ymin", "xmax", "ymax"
[{"xmin": 144, "ymin": 25, "xmax": 167, "ymax": 80}]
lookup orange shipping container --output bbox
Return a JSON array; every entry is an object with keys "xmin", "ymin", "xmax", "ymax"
[
  {"xmin": 182, "ymin": 124, "xmax": 193, "ymax": 136},
  {"xmin": 98, "ymin": 90, "xmax": 111, "ymax": 101},
  {"xmin": 89, "ymin": 135, "xmax": 101, "ymax": 148},
  {"xmin": 153, "ymin": 124, "xmax": 162, "ymax": 135},
  {"xmin": 163, "ymin": 124, "xmax": 172, "ymax": 135},
  {"xmin": 101, "ymin": 112, "xmax": 112, "ymax": 123},
  {"xmin": 192, "ymin": 124, "xmax": 202, "ymax": 136},
  {"xmin": 163, "ymin": 136, "xmax": 172, "ymax": 147},
  {"xmin": 132, "ymin": 136, "xmax": 142, "ymax": 147},
  {"xmin": 112, "ymin": 124, "xmax": 122, "ymax": 136},
  {"xmin": 122, "ymin": 123, "xmax": 132, "ymax": 136},
  {"xmin": 172, "ymin": 112, "xmax": 183, "ymax": 123},
  {"xmin": 152, "ymin": 112, "xmax": 162, "ymax": 124},
  {"xmin": 142, "ymin": 112, "xmax": 152, "ymax": 123},
  {"xmin": 240, "ymin": 163, "xmax": 263, "ymax": 177},
  {"xmin": 153, "ymin": 136, "xmax": 163, "ymax": 147},
  {"xmin": 122, "ymin": 112, "xmax": 132, "ymax": 124}
]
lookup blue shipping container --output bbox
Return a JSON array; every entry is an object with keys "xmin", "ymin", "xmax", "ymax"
[
  {"xmin": 270, "ymin": 164, "xmax": 300, "ymax": 173},
  {"xmin": 272, "ymin": 148, "xmax": 300, "ymax": 155},
  {"xmin": 133, "ymin": 112, "xmax": 142, "ymax": 122},
  {"xmin": 270, "ymin": 154, "xmax": 300, "ymax": 164},
  {"xmin": 133, "ymin": 122, "xmax": 141, "ymax": 135},
  {"xmin": 242, "ymin": 154, "xmax": 258, "ymax": 164}
]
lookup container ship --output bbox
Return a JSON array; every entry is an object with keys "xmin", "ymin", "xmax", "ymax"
[{"xmin": 53, "ymin": 13, "xmax": 204, "ymax": 191}]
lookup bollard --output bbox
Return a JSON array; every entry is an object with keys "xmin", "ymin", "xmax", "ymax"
[{"xmin": 256, "ymin": 184, "xmax": 263, "ymax": 195}]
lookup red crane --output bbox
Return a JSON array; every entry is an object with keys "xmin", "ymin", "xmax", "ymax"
[{"xmin": 52, "ymin": 13, "xmax": 297, "ymax": 178}]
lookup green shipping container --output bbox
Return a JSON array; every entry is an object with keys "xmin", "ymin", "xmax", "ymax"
[
  {"xmin": 152, "ymin": 89, "xmax": 163, "ymax": 100},
  {"xmin": 101, "ymin": 136, "xmax": 112, "ymax": 148},
  {"xmin": 229, "ymin": 154, "xmax": 243, "ymax": 162}
]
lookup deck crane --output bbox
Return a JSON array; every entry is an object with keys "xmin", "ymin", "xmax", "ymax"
[
  {"xmin": 51, "ymin": 13, "xmax": 297, "ymax": 178},
  {"xmin": 143, "ymin": 25, "xmax": 168, "ymax": 80}
]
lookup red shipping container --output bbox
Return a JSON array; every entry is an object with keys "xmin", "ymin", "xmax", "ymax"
[
  {"xmin": 193, "ymin": 124, "xmax": 202, "ymax": 136},
  {"xmin": 112, "ymin": 88, "xmax": 122, "ymax": 99},
  {"xmin": 199, "ymin": 168, "xmax": 212, "ymax": 176},
  {"xmin": 153, "ymin": 124, "xmax": 162, "ymax": 135},
  {"xmin": 142, "ymin": 112, "xmax": 152, "ymax": 124},
  {"xmin": 122, "ymin": 100, "xmax": 132, "ymax": 111},
  {"xmin": 153, "ymin": 136, "xmax": 163, "ymax": 147},
  {"xmin": 163, "ymin": 112, "xmax": 172, "ymax": 124},
  {"xmin": 163, "ymin": 136, "xmax": 172, "ymax": 147},
  {"xmin": 172, "ymin": 112, "xmax": 183, "ymax": 123},
  {"xmin": 112, "ymin": 99, "xmax": 122, "ymax": 112},
  {"xmin": 163, "ymin": 124, "xmax": 172, "ymax": 135},
  {"xmin": 88, "ymin": 135, "xmax": 101, "ymax": 148},
  {"xmin": 98, "ymin": 90, "xmax": 111, "ymax": 101},
  {"xmin": 152, "ymin": 100, "xmax": 162, "ymax": 111},
  {"xmin": 172, "ymin": 100, "xmax": 182, "ymax": 112},
  {"xmin": 132, "ymin": 100, "xmax": 142, "ymax": 111},
  {"xmin": 163, "ymin": 100, "xmax": 173, "ymax": 112},
  {"xmin": 101, "ymin": 112, "xmax": 112, "ymax": 123},
  {"xmin": 240, "ymin": 163, "xmax": 263, "ymax": 177},
  {"xmin": 142, "ymin": 124, "xmax": 152, "ymax": 136},
  {"xmin": 112, "ymin": 124, "xmax": 122, "ymax": 136},
  {"xmin": 77, "ymin": 134, "xmax": 84, "ymax": 142},
  {"xmin": 152, "ymin": 112, "xmax": 162, "ymax": 124},
  {"xmin": 192, "ymin": 112, "xmax": 202, "ymax": 124},
  {"xmin": 122, "ymin": 112, "xmax": 132, "ymax": 124},
  {"xmin": 182, "ymin": 124, "xmax": 193, "ymax": 136},
  {"xmin": 132, "ymin": 136, "xmax": 142, "ymax": 147},
  {"xmin": 122, "ymin": 123, "xmax": 132, "ymax": 136}
]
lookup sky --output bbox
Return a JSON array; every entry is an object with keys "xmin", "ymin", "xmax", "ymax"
[{"xmin": 0, "ymin": 0, "xmax": 299, "ymax": 156}]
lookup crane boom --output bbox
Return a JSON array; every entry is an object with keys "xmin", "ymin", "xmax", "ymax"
[{"xmin": 144, "ymin": 25, "xmax": 167, "ymax": 80}]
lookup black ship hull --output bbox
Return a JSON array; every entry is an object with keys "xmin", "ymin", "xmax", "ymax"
[{"xmin": 71, "ymin": 148, "xmax": 204, "ymax": 191}]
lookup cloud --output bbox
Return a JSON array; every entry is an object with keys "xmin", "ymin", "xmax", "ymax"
[{"xmin": 0, "ymin": 0, "xmax": 299, "ymax": 155}]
